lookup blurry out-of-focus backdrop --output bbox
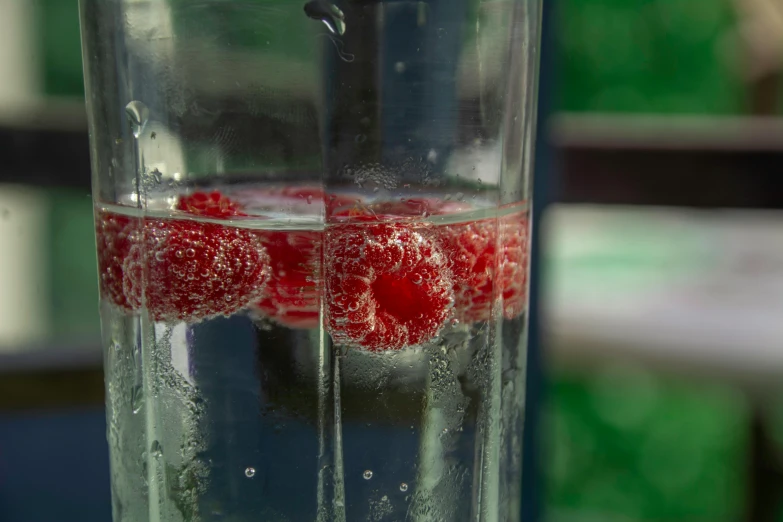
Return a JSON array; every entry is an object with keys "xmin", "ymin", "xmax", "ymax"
[{"xmin": 1, "ymin": 0, "xmax": 783, "ymax": 521}]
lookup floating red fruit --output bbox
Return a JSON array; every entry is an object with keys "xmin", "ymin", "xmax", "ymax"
[
  {"xmin": 437, "ymin": 211, "xmax": 529, "ymax": 322},
  {"xmin": 95, "ymin": 211, "xmax": 139, "ymax": 311},
  {"xmin": 254, "ymin": 230, "xmax": 321, "ymax": 329},
  {"xmin": 124, "ymin": 219, "xmax": 270, "ymax": 322},
  {"xmin": 325, "ymin": 222, "xmax": 453, "ymax": 351}
]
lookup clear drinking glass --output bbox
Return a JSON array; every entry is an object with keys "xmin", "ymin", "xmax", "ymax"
[{"xmin": 80, "ymin": 0, "xmax": 541, "ymax": 520}]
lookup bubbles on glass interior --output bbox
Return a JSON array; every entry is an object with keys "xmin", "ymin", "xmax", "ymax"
[
  {"xmin": 363, "ymin": 469, "xmax": 373, "ymax": 480},
  {"xmin": 304, "ymin": 0, "xmax": 346, "ymax": 35},
  {"xmin": 244, "ymin": 467, "xmax": 256, "ymax": 478},
  {"xmin": 124, "ymin": 100, "xmax": 149, "ymax": 139},
  {"xmin": 399, "ymin": 482, "xmax": 409, "ymax": 492}
]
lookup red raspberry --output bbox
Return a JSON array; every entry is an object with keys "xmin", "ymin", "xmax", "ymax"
[
  {"xmin": 231, "ymin": 186, "xmax": 350, "ymax": 329},
  {"xmin": 124, "ymin": 219, "xmax": 270, "ymax": 322},
  {"xmin": 325, "ymin": 222, "xmax": 453, "ymax": 351},
  {"xmin": 254, "ymin": 230, "xmax": 321, "ymax": 329},
  {"xmin": 498, "ymin": 212, "xmax": 529, "ymax": 319},
  {"xmin": 95, "ymin": 210, "xmax": 140, "ymax": 311},
  {"xmin": 438, "ymin": 220, "xmax": 496, "ymax": 323},
  {"xmin": 177, "ymin": 190, "xmax": 246, "ymax": 219},
  {"xmin": 438, "ymin": 211, "xmax": 529, "ymax": 322}
]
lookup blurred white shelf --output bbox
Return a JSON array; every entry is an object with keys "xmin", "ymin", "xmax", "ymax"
[
  {"xmin": 543, "ymin": 204, "xmax": 783, "ymax": 385},
  {"xmin": 550, "ymin": 112, "xmax": 783, "ymax": 151}
]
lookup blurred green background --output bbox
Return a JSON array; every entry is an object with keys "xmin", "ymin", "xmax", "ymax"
[{"xmin": 2, "ymin": 0, "xmax": 783, "ymax": 521}]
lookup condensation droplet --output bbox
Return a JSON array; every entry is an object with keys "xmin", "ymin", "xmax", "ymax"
[
  {"xmin": 131, "ymin": 384, "xmax": 144, "ymax": 414},
  {"xmin": 150, "ymin": 440, "xmax": 163, "ymax": 458},
  {"xmin": 363, "ymin": 470, "xmax": 373, "ymax": 480},
  {"xmin": 124, "ymin": 100, "xmax": 149, "ymax": 139},
  {"xmin": 303, "ymin": 0, "xmax": 346, "ymax": 35},
  {"xmin": 245, "ymin": 467, "xmax": 256, "ymax": 478}
]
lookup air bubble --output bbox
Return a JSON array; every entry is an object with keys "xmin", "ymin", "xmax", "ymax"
[
  {"xmin": 411, "ymin": 273, "xmax": 423, "ymax": 285},
  {"xmin": 245, "ymin": 467, "xmax": 256, "ymax": 478},
  {"xmin": 399, "ymin": 482, "xmax": 409, "ymax": 492},
  {"xmin": 307, "ymin": 195, "xmax": 313, "ymax": 204},
  {"xmin": 363, "ymin": 470, "xmax": 373, "ymax": 480}
]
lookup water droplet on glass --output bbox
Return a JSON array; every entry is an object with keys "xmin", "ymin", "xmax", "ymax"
[
  {"xmin": 304, "ymin": 0, "xmax": 346, "ymax": 35},
  {"xmin": 399, "ymin": 482, "xmax": 409, "ymax": 492},
  {"xmin": 131, "ymin": 384, "xmax": 144, "ymax": 414},
  {"xmin": 455, "ymin": 192, "xmax": 465, "ymax": 201},
  {"xmin": 125, "ymin": 100, "xmax": 150, "ymax": 139},
  {"xmin": 245, "ymin": 467, "xmax": 256, "ymax": 478},
  {"xmin": 150, "ymin": 440, "xmax": 163, "ymax": 458},
  {"xmin": 363, "ymin": 470, "xmax": 373, "ymax": 480}
]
